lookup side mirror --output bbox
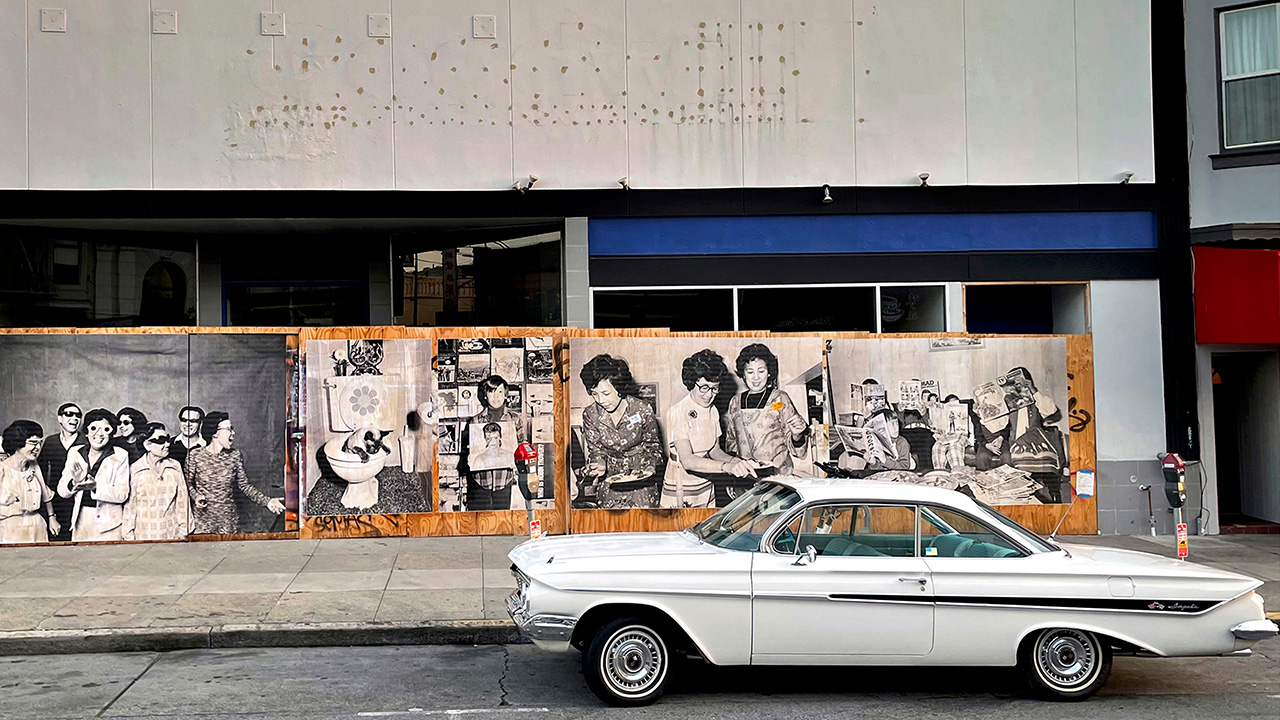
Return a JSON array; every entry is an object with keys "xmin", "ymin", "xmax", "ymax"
[{"xmin": 793, "ymin": 545, "xmax": 818, "ymax": 566}]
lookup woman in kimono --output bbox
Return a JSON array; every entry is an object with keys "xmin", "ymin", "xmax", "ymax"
[
  {"xmin": 724, "ymin": 343, "xmax": 811, "ymax": 478},
  {"xmin": 579, "ymin": 354, "xmax": 665, "ymax": 508},
  {"xmin": 0, "ymin": 420, "xmax": 57, "ymax": 544},
  {"xmin": 126, "ymin": 422, "xmax": 189, "ymax": 541}
]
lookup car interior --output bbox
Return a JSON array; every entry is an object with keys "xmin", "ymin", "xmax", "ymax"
[{"xmin": 773, "ymin": 504, "xmax": 1023, "ymax": 558}]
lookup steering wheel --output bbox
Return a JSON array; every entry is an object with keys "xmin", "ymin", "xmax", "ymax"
[{"xmin": 774, "ymin": 527, "xmax": 797, "ymax": 554}]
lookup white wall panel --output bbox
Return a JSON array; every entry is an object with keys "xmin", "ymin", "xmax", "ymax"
[
  {"xmin": 0, "ymin": 0, "xmax": 25, "ymax": 188},
  {"xmin": 965, "ymin": 0, "xmax": 1077, "ymax": 185},
  {"xmin": 236, "ymin": 0, "xmax": 394, "ymax": 189},
  {"xmin": 152, "ymin": 0, "xmax": 273, "ymax": 188},
  {"xmin": 393, "ymin": 0, "xmax": 513, "ymax": 190},
  {"xmin": 741, "ymin": 0, "xmax": 854, "ymax": 187},
  {"xmin": 28, "ymin": 0, "xmax": 151, "ymax": 188},
  {"xmin": 854, "ymin": 0, "xmax": 966, "ymax": 186},
  {"xmin": 1076, "ymin": 0, "xmax": 1154, "ymax": 183},
  {"xmin": 1092, "ymin": 280, "xmax": 1166, "ymax": 461},
  {"xmin": 510, "ymin": 0, "xmax": 627, "ymax": 189},
  {"xmin": 626, "ymin": 0, "xmax": 742, "ymax": 188}
]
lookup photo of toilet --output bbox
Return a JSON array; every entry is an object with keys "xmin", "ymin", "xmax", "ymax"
[{"xmin": 303, "ymin": 338, "xmax": 434, "ymax": 517}]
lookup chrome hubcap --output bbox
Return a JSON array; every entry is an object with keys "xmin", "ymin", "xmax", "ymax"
[
  {"xmin": 1036, "ymin": 629, "xmax": 1097, "ymax": 689},
  {"xmin": 602, "ymin": 626, "xmax": 665, "ymax": 698}
]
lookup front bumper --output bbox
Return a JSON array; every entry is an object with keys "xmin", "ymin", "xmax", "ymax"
[
  {"xmin": 1231, "ymin": 619, "xmax": 1279, "ymax": 642},
  {"xmin": 505, "ymin": 592, "xmax": 578, "ymax": 642}
]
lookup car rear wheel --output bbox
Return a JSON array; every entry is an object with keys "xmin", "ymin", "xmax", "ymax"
[
  {"xmin": 1020, "ymin": 628, "xmax": 1112, "ymax": 701},
  {"xmin": 583, "ymin": 617, "xmax": 671, "ymax": 706}
]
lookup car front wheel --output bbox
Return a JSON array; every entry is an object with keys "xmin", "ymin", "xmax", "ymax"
[
  {"xmin": 1020, "ymin": 627, "xmax": 1112, "ymax": 701},
  {"xmin": 583, "ymin": 617, "xmax": 671, "ymax": 706}
]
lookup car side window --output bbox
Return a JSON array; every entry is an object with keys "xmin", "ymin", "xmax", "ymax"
[
  {"xmin": 794, "ymin": 504, "xmax": 917, "ymax": 557},
  {"xmin": 921, "ymin": 507, "xmax": 1023, "ymax": 558},
  {"xmin": 771, "ymin": 513, "xmax": 803, "ymax": 554}
]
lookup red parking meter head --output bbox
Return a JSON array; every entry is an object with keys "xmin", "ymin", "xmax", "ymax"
[
  {"xmin": 1161, "ymin": 453, "xmax": 1185, "ymax": 471},
  {"xmin": 514, "ymin": 442, "xmax": 538, "ymax": 473}
]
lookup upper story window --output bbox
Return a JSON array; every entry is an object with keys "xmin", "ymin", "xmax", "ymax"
[{"xmin": 1220, "ymin": 3, "xmax": 1280, "ymax": 150}]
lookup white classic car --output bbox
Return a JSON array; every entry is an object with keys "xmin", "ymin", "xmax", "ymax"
[{"xmin": 507, "ymin": 477, "xmax": 1277, "ymax": 706}]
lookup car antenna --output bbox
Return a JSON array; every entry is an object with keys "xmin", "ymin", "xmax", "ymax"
[{"xmin": 1048, "ymin": 497, "xmax": 1079, "ymax": 557}]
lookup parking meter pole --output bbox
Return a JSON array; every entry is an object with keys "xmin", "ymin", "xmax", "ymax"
[{"xmin": 515, "ymin": 442, "xmax": 541, "ymax": 540}]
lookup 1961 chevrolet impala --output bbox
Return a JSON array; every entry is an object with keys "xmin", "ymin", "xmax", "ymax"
[{"xmin": 507, "ymin": 477, "xmax": 1277, "ymax": 706}]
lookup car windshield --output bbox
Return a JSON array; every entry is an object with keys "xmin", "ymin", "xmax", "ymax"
[
  {"xmin": 689, "ymin": 482, "xmax": 801, "ymax": 551},
  {"xmin": 973, "ymin": 500, "xmax": 1058, "ymax": 553}
]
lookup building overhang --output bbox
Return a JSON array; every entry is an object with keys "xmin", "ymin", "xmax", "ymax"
[{"xmin": 1194, "ymin": 245, "xmax": 1280, "ymax": 345}]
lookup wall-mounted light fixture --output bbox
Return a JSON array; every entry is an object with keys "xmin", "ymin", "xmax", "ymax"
[
  {"xmin": 527, "ymin": 174, "xmax": 539, "ymax": 189},
  {"xmin": 821, "ymin": 184, "xmax": 833, "ymax": 204},
  {"xmin": 618, "ymin": 176, "xmax": 630, "ymax": 190},
  {"xmin": 1120, "ymin": 171, "xmax": 1134, "ymax": 185},
  {"xmin": 918, "ymin": 172, "xmax": 930, "ymax": 188}
]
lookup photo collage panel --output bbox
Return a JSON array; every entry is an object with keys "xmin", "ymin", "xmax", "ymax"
[{"xmin": 435, "ymin": 337, "xmax": 555, "ymax": 513}]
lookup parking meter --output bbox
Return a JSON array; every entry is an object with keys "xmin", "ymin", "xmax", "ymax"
[
  {"xmin": 1161, "ymin": 453, "xmax": 1189, "ymax": 560},
  {"xmin": 1161, "ymin": 453, "xmax": 1186, "ymax": 509},
  {"xmin": 514, "ymin": 442, "xmax": 542, "ymax": 540}
]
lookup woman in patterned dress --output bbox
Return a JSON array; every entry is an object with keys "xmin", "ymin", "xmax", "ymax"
[
  {"xmin": 0, "ymin": 421, "xmax": 57, "ymax": 544},
  {"xmin": 579, "ymin": 354, "xmax": 665, "ymax": 508},
  {"xmin": 126, "ymin": 423, "xmax": 189, "ymax": 541},
  {"xmin": 186, "ymin": 412, "xmax": 284, "ymax": 534}
]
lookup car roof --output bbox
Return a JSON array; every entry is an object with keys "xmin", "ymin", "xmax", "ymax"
[{"xmin": 767, "ymin": 475, "xmax": 981, "ymax": 511}]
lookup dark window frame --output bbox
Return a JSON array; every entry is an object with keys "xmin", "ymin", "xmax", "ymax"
[{"xmin": 1212, "ymin": 0, "xmax": 1280, "ymax": 168}]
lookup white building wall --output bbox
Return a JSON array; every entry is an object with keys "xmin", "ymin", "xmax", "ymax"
[
  {"xmin": 0, "ymin": 0, "xmax": 1156, "ymax": 191},
  {"xmin": 1093, "ymin": 280, "xmax": 1166, "ymax": 461},
  {"xmin": 1090, "ymin": 279, "xmax": 1172, "ymax": 534}
]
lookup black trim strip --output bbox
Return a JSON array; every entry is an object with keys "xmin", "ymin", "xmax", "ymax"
[
  {"xmin": 589, "ymin": 250, "xmax": 1160, "ymax": 287},
  {"xmin": 0, "ymin": 184, "xmax": 1169, "ymax": 221},
  {"xmin": 827, "ymin": 594, "xmax": 1221, "ymax": 614}
]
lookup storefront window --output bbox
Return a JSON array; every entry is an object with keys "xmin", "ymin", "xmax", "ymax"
[
  {"xmin": 0, "ymin": 229, "xmax": 196, "ymax": 327},
  {"xmin": 738, "ymin": 286, "xmax": 877, "ymax": 332},
  {"xmin": 397, "ymin": 231, "xmax": 562, "ymax": 327},
  {"xmin": 593, "ymin": 289, "xmax": 735, "ymax": 331}
]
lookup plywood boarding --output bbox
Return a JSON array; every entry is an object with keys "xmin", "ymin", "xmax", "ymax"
[
  {"xmin": 822, "ymin": 332, "xmax": 1097, "ymax": 536},
  {"xmin": 298, "ymin": 326, "xmax": 570, "ymax": 539},
  {"xmin": 0, "ymin": 326, "xmax": 303, "ymax": 544},
  {"xmin": 568, "ymin": 328, "xmax": 790, "ymax": 535},
  {"xmin": 570, "ymin": 330, "xmax": 1095, "ymax": 536}
]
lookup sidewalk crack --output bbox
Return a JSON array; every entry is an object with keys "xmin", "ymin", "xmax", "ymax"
[
  {"xmin": 498, "ymin": 644, "xmax": 511, "ymax": 706},
  {"xmin": 96, "ymin": 652, "xmax": 160, "ymax": 718}
]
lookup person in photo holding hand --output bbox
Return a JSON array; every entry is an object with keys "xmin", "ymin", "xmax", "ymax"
[
  {"xmin": 58, "ymin": 409, "xmax": 132, "ymax": 542},
  {"xmin": 724, "ymin": 343, "xmax": 811, "ymax": 478}
]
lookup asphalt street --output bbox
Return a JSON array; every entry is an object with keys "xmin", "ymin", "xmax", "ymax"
[{"xmin": 4, "ymin": 638, "xmax": 1277, "ymax": 720}]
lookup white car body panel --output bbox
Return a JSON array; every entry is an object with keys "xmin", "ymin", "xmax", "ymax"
[{"xmin": 508, "ymin": 478, "xmax": 1273, "ymax": 667}]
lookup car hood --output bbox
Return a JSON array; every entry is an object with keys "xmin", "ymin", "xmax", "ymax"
[{"xmin": 510, "ymin": 531, "xmax": 709, "ymax": 568}]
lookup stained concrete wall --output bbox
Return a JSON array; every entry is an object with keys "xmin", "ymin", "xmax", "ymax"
[{"xmin": 0, "ymin": 0, "xmax": 1155, "ymax": 190}]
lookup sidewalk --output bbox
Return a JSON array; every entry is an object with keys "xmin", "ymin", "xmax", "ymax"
[{"xmin": 0, "ymin": 533, "xmax": 1275, "ymax": 655}]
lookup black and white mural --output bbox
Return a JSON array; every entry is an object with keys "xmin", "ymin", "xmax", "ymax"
[
  {"xmin": 303, "ymin": 339, "xmax": 434, "ymax": 517},
  {"xmin": 0, "ymin": 334, "xmax": 289, "ymax": 544},
  {"xmin": 435, "ymin": 337, "xmax": 554, "ymax": 512},
  {"xmin": 569, "ymin": 337, "xmax": 826, "ymax": 509},
  {"xmin": 826, "ymin": 337, "xmax": 1071, "ymax": 505}
]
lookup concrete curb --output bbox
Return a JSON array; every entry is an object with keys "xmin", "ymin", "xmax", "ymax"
[{"xmin": 0, "ymin": 620, "xmax": 526, "ymax": 656}]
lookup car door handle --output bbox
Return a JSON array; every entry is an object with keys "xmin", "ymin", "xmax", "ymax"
[{"xmin": 898, "ymin": 577, "xmax": 928, "ymax": 585}]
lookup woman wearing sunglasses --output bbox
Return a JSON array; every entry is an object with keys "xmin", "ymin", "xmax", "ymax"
[
  {"xmin": 57, "ymin": 409, "xmax": 133, "ymax": 542},
  {"xmin": 124, "ymin": 423, "xmax": 189, "ymax": 541},
  {"xmin": 0, "ymin": 420, "xmax": 57, "ymax": 544}
]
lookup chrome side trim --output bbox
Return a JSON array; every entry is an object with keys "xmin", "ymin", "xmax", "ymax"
[
  {"xmin": 505, "ymin": 593, "xmax": 577, "ymax": 642},
  {"xmin": 559, "ymin": 586, "xmax": 753, "ymax": 599},
  {"xmin": 1231, "ymin": 619, "xmax": 1279, "ymax": 641},
  {"xmin": 1221, "ymin": 649, "xmax": 1253, "ymax": 657}
]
